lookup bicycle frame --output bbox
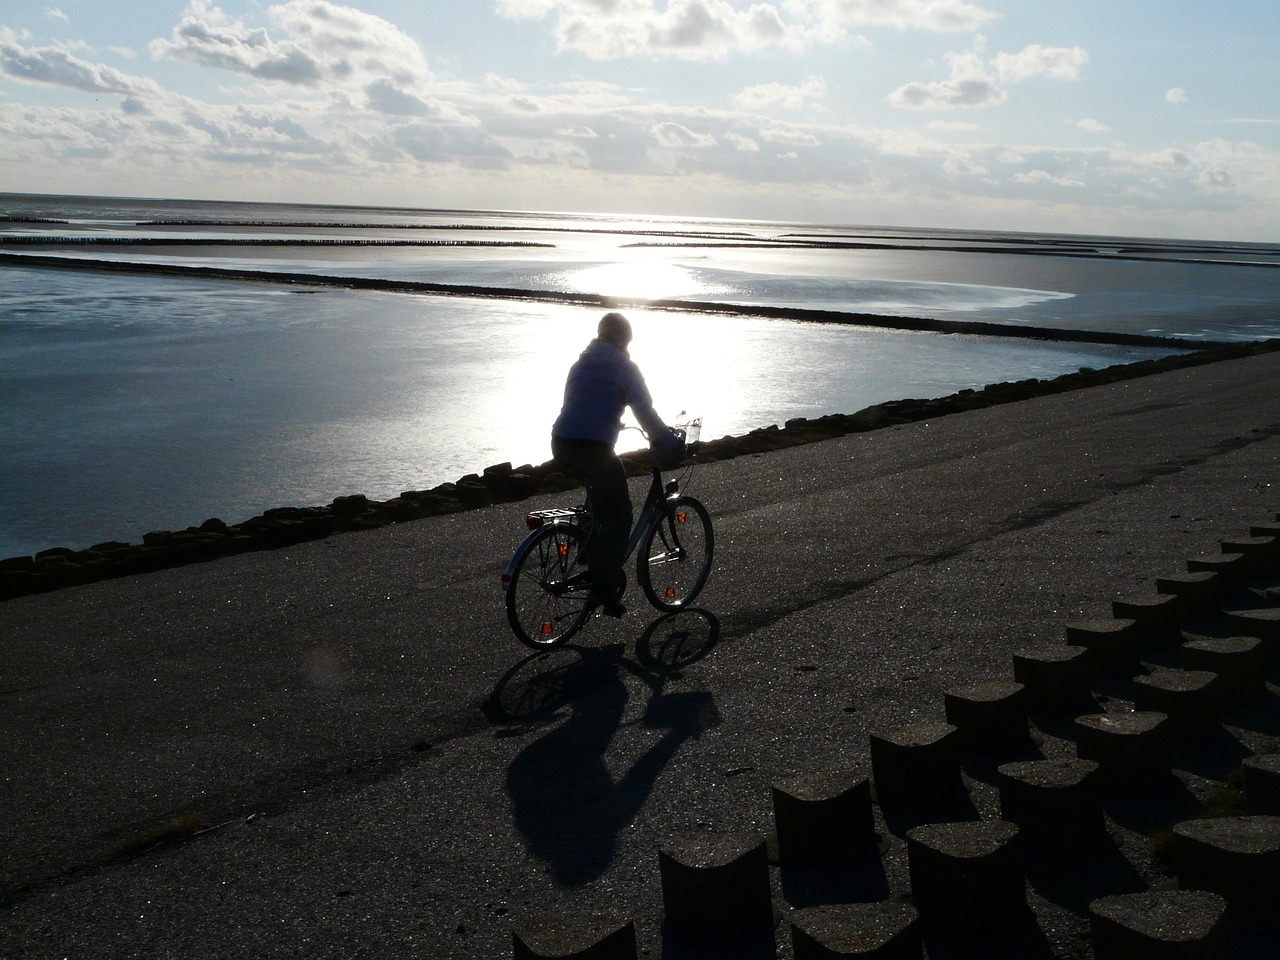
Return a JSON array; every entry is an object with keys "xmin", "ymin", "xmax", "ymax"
[
  {"xmin": 503, "ymin": 419, "xmax": 711, "ymax": 646},
  {"xmin": 507, "ymin": 455, "xmax": 683, "ymax": 574}
]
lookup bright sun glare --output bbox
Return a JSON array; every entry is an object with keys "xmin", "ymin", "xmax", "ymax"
[{"xmin": 568, "ymin": 260, "xmax": 706, "ymax": 300}]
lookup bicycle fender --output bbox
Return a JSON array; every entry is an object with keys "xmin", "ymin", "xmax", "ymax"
[{"xmin": 502, "ymin": 520, "xmax": 580, "ymax": 585}]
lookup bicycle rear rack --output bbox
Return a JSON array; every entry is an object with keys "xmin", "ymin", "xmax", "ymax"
[{"xmin": 524, "ymin": 507, "xmax": 581, "ymax": 530}]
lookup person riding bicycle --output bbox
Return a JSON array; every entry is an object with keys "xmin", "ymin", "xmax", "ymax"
[{"xmin": 551, "ymin": 312, "xmax": 684, "ymax": 617}]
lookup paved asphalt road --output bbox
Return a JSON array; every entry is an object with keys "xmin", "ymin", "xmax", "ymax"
[{"xmin": 3, "ymin": 350, "xmax": 1280, "ymax": 959}]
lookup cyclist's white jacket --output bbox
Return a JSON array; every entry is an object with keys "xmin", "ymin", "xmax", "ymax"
[{"xmin": 552, "ymin": 339, "xmax": 681, "ymax": 450}]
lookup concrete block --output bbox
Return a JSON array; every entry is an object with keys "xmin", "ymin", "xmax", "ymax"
[
  {"xmin": 1250, "ymin": 522, "xmax": 1280, "ymax": 540},
  {"xmin": 1186, "ymin": 552, "xmax": 1248, "ymax": 589},
  {"xmin": 1089, "ymin": 889, "xmax": 1230, "ymax": 960},
  {"xmin": 789, "ymin": 902, "xmax": 922, "ymax": 959},
  {"xmin": 1242, "ymin": 754, "xmax": 1280, "ymax": 815},
  {"xmin": 1181, "ymin": 636, "xmax": 1266, "ymax": 704},
  {"xmin": 869, "ymin": 723, "xmax": 961, "ymax": 802},
  {"xmin": 1132, "ymin": 669, "xmax": 1221, "ymax": 737},
  {"xmin": 1220, "ymin": 535, "xmax": 1280, "ymax": 574},
  {"xmin": 1012, "ymin": 645, "xmax": 1094, "ymax": 713},
  {"xmin": 1174, "ymin": 815, "xmax": 1280, "ymax": 930},
  {"xmin": 906, "ymin": 820, "xmax": 1024, "ymax": 934},
  {"xmin": 997, "ymin": 758, "xmax": 1104, "ymax": 852},
  {"xmin": 659, "ymin": 834, "xmax": 777, "ymax": 948},
  {"xmin": 772, "ymin": 772, "xmax": 876, "ymax": 867},
  {"xmin": 1225, "ymin": 608, "xmax": 1280, "ymax": 666},
  {"xmin": 943, "ymin": 680, "xmax": 1030, "ymax": 751},
  {"xmin": 1065, "ymin": 618, "xmax": 1140, "ymax": 672},
  {"xmin": 512, "ymin": 914, "xmax": 637, "ymax": 960},
  {"xmin": 1112, "ymin": 593, "xmax": 1184, "ymax": 647},
  {"xmin": 1156, "ymin": 571, "xmax": 1226, "ymax": 620},
  {"xmin": 1074, "ymin": 711, "xmax": 1171, "ymax": 786}
]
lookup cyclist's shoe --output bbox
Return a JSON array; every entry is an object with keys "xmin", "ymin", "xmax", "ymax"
[{"xmin": 587, "ymin": 586, "xmax": 627, "ymax": 618}]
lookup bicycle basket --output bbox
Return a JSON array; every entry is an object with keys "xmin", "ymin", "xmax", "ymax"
[{"xmin": 674, "ymin": 414, "xmax": 702, "ymax": 444}]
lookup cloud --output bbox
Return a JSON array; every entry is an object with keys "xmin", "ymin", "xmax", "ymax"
[
  {"xmin": 1014, "ymin": 168, "xmax": 1084, "ymax": 188},
  {"xmin": 1166, "ymin": 87, "xmax": 1188, "ymax": 104},
  {"xmin": 0, "ymin": 27, "xmax": 161, "ymax": 96},
  {"xmin": 993, "ymin": 44, "xmax": 1088, "ymax": 81},
  {"xmin": 1198, "ymin": 168, "xmax": 1235, "ymax": 192},
  {"xmin": 363, "ymin": 80, "xmax": 425, "ymax": 116},
  {"xmin": 889, "ymin": 51, "xmax": 1006, "ymax": 109},
  {"xmin": 1072, "ymin": 117, "xmax": 1109, "ymax": 134},
  {"xmin": 944, "ymin": 156, "xmax": 987, "ymax": 175},
  {"xmin": 46, "ymin": 7, "xmax": 70, "ymax": 24},
  {"xmin": 496, "ymin": 0, "xmax": 790, "ymax": 61},
  {"xmin": 733, "ymin": 75, "xmax": 826, "ymax": 111},
  {"xmin": 725, "ymin": 131, "xmax": 759, "ymax": 151},
  {"xmin": 760, "ymin": 125, "xmax": 821, "ymax": 147},
  {"xmin": 495, "ymin": 0, "xmax": 998, "ymax": 61},
  {"xmin": 890, "ymin": 41, "xmax": 1088, "ymax": 111},
  {"xmin": 651, "ymin": 120, "xmax": 718, "ymax": 148},
  {"xmin": 150, "ymin": 1, "xmax": 431, "ymax": 89},
  {"xmin": 812, "ymin": 0, "xmax": 999, "ymax": 32}
]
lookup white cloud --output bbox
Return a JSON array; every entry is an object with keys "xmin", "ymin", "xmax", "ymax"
[
  {"xmin": 944, "ymin": 155, "xmax": 987, "ymax": 175},
  {"xmin": 1014, "ymin": 168, "xmax": 1084, "ymax": 188},
  {"xmin": 890, "ymin": 41, "xmax": 1087, "ymax": 111},
  {"xmin": 150, "ymin": 1, "xmax": 431, "ymax": 89},
  {"xmin": 804, "ymin": 0, "xmax": 998, "ymax": 33},
  {"xmin": 651, "ymin": 120, "xmax": 717, "ymax": 148},
  {"xmin": 889, "ymin": 50, "xmax": 1006, "ymax": 109},
  {"xmin": 1199, "ymin": 168, "xmax": 1235, "ymax": 192},
  {"xmin": 0, "ymin": 27, "xmax": 161, "ymax": 96},
  {"xmin": 495, "ymin": 0, "xmax": 998, "ymax": 61},
  {"xmin": 496, "ymin": 0, "xmax": 790, "ymax": 61},
  {"xmin": 993, "ymin": 44, "xmax": 1088, "ymax": 82},
  {"xmin": 46, "ymin": 7, "xmax": 70, "ymax": 24},
  {"xmin": 760, "ymin": 125, "xmax": 821, "ymax": 146},
  {"xmin": 733, "ymin": 75, "xmax": 826, "ymax": 111},
  {"xmin": 1166, "ymin": 87, "xmax": 1188, "ymax": 104},
  {"xmin": 1073, "ymin": 117, "xmax": 1109, "ymax": 134},
  {"xmin": 725, "ymin": 131, "xmax": 759, "ymax": 151}
]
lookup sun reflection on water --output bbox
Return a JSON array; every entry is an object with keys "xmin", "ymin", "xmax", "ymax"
[{"xmin": 563, "ymin": 258, "xmax": 717, "ymax": 301}]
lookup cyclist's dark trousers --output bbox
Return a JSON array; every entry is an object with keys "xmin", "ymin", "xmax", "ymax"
[{"xmin": 551, "ymin": 436, "xmax": 632, "ymax": 597}]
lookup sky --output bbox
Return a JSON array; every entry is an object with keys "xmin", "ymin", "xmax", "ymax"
[{"xmin": 1, "ymin": 1, "xmax": 1278, "ymax": 241}]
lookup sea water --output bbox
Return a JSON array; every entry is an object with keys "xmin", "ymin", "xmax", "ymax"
[{"xmin": 2, "ymin": 194, "xmax": 1278, "ymax": 558}]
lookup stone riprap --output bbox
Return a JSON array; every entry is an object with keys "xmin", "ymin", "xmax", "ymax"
[{"xmin": 5, "ymin": 340, "xmax": 1279, "ymax": 601}]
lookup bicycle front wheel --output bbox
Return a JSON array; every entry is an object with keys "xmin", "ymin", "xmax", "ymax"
[
  {"xmin": 637, "ymin": 496, "xmax": 714, "ymax": 611},
  {"xmin": 506, "ymin": 522, "xmax": 592, "ymax": 649}
]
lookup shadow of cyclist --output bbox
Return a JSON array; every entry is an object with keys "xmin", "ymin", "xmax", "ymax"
[{"xmin": 488, "ymin": 610, "xmax": 721, "ymax": 887}]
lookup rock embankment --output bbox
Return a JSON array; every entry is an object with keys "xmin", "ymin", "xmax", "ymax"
[{"xmin": 3, "ymin": 340, "xmax": 1277, "ymax": 601}]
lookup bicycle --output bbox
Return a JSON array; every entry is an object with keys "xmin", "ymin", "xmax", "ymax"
[{"xmin": 502, "ymin": 417, "xmax": 714, "ymax": 650}]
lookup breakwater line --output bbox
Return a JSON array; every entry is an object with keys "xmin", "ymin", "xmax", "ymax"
[
  {"xmin": 4, "ymin": 339, "xmax": 1277, "ymax": 601},
  {"xmin": 0, "ymin": 252, "xmax": 1221, "ymax": 351}
]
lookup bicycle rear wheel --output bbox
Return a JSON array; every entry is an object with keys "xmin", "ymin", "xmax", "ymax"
[
  {"xmin": 637, "ymin": 496, "xmax": 714, "ymax": 611},
  {"xmin": 506, "ymin": 522, "xmax": 592, "ymax": 649}
]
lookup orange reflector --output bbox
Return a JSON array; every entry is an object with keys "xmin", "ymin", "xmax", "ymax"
[
  {"xmin": 665, "ymin": 586, "xmax": 676, "ymax": 599},
  {"xmin": 541, "ymin": 621, "xmax": 553, "ymax": 635},
  {"xmin": 558, "ymin": 543, "xmax": 569, "ymax": 557},
  {"xmin": 677, "ymin": 512, "xmax": 687, "ymax": 524}
]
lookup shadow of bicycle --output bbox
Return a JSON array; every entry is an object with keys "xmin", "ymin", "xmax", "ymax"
[
  {"xmin": 484, "ymin": 608, "xmax": 721, "ymax": 725},
  {"xmin": 485, "ymin": 609, "xmax": 722, "ymax": 887}
]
